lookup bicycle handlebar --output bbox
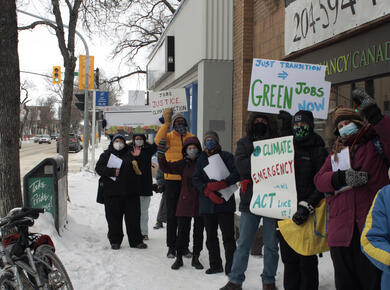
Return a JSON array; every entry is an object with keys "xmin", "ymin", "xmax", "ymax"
[{"xmin": 0, "ymin": 207, "xmax": 44, "ymax": 228}]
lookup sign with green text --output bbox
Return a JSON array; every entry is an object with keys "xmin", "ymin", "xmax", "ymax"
[
  {"xmin": 250, "ymin": 136, "xmax": 297, "ymax": 219},
  {"xmin": 248, "ymin": 58, "xmax": 331, "ymax": 119},
  {"xmin": 27, "ymin": 177, "xmax": 55, "ymax": 219}
]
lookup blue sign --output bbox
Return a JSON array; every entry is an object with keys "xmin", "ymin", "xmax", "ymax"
[{"xmin": 96, "ymin": 91, "xmax": 109, "ymax": 106}]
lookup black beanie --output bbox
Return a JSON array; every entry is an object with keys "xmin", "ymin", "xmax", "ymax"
[{"xmin": 293, "ymin": 110, "xmax": 314, "ymax": 128}]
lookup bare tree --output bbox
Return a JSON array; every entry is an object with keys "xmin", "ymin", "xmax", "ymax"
[
  {"xmin": 19, "ymin": 0, "xmax": 82, "ymax": 175},
  {"xmin": 80, "ymin": 0, "xmax": 180, "ymax": 83},
  {"xmin": 0, "ymin": 0, "xmax": 23, "ymax": 215}
]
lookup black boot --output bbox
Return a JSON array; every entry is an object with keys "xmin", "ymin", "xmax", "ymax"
[
  {"xmin": 191, "ymin": 255, "xmax": 204, "ymax": 270},
  {"xmin": 171, "ymin": 255, "xmax": 183, "ymax": 270}
]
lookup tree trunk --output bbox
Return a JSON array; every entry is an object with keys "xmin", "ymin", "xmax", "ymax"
[{"xmin": 0, "ymin": 0, "xmax": 23, "ymax": 216}]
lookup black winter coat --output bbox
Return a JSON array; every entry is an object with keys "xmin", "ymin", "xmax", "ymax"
[
  {"xmin": 192, "ymin": 150, "xmax": 240, "ymax": 215},
  {"xmin": 130, "ymin": 142, "xmax": 157, "ymax": 196},
  {"xmin": 95, "ymin": 144, "xmax": 140, "ymax": 198},
  {"xmin": 293, "ymin": 133, "xmax": 328, "ymax": 206}
]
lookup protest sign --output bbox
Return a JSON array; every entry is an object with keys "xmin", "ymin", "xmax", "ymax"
[
  {"xmin": 247, "ymin": 58, "xmax": 331, "ymax": 119},
  {"xmin": 149, "ymin": 88, "xmax": 188, "ymax": 116},
  {"xmin": 250, "ymin": 136, "xmax": 297, "ymax": 219}
]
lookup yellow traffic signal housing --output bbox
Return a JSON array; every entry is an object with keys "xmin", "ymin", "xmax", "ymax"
[
  {"xmin": 78, "ymin": 55, "xmax": 94, "ymax": 90},
  {"xmin": 52, "ymin": 66, "xmax": 61, "ymax": 84}
]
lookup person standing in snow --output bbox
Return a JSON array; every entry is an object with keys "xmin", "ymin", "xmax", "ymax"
[
  {"xmin": 158, "ymin": 136, "xmax": 205, "ymax": 271},
  {"xmin": 193, "ymin": 131, "xmax": 240, "ymax": 275},
  {"xmin": 314, "ymin": 88, "xmax": 390, "ymax": 290},
  {"xmin": 277, "ymin": 110, "xmax": 328, "ymax": 290},
  {"xmin": 154, "ymin": 108, "xmax": 195, "ymax": 258},
  {"xmin": 130, "ymin": 133, "xmax": 157, "ymax": 241},
  {"xmin": 220, "ymin": 113, "xmax": 279, "ymax": 290},
  {"xmin": 95, "ymin": 134, "xmax": 147, "ymax": 250}
]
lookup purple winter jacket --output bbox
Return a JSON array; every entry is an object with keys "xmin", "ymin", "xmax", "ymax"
[{"xmin": 314, "ymin": 116, "xmax": 390, "ymax": 247}]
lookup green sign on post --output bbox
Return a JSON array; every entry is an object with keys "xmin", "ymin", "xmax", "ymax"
[{"xmin": 26, "ymin": 177, "xmax": 56, "ymax": 219}]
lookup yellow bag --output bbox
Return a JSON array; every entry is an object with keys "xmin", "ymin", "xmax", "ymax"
[{"xmin": 278, "ymin": 198, "xmax": 329, "ymax": 256}]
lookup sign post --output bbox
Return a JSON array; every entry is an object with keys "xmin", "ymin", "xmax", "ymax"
[{"xmin": 248, "ymin": 58, "xmax": 331, "ymax": 119}]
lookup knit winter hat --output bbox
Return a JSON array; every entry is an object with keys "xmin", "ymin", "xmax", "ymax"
[
  {"xmin": 333, "ymin": 107, "xmax": 363, "ymax": 127},
  {"xmin": 293, "ymin": 110, "xmax": 314, "ymax": 128},
  {"xmin": 204, "ymin": 131, "xmax": 219, "ymax": 144},
  {"xmin": 172, "ymin": 112, "xmax": 187, "ymax": 127},
  {"xmin": 112, "ymin": 134, "xmax": 126, "ymax": 143}
]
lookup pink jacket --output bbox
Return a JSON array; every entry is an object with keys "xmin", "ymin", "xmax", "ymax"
[{"xmin": 314, "ymin": 116, "xmax": 390, "ymax": 247}]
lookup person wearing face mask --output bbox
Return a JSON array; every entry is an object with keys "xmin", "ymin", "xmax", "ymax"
[
  {"xmin": 157, "ymin": 136, "xmax": 205, "ymax": 271},
  {"xmin": 276, "ymin": 110, "xmax": 328, "ymax": 290},
  {"xmin": 192, "ymin": 131, "xmax": 240, "ymax": 276},
  {"xmin": 130, "ymin": 133, "xmax": 157, "ymax": 241},
  {"xmin": 154, "ymin": 108, "xmax": 194, "ymax": 258},
  {"xmin": 314, "ymin": 88, "xmax": 390, "ymax": 290},
  {"xmin": 95, "ymin": 134, "xmax": 147, "ymax": 250},
  {"xmin": 220, "ymin": 113, "xmax": 279, "ymax": 290}
]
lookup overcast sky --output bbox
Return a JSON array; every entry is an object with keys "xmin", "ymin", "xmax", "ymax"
[{"xmin": 17, "ymin": 3, "xmax": 147, "ymax": 106}]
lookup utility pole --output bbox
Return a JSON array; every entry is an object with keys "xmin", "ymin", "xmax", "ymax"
[{"xmin": 17, "ymin": 9, "xmax": 90, "ymax": 167}]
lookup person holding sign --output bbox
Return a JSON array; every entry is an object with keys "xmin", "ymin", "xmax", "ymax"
[
  {"xmin": 314, "ymin": 88, "xmax": 390, "ymax": 290},
  {"xmin": 158, "ymin": 137, "xmax": 204, "ymax": 271},
  {"xmin": 154, "ymin": 108, "xmax": 194, "ymax": 258},
  {"xmin": 192, "ymin": 131, "xmax": 240, "ymax": 276},
  {"xmin": 220, "ymin": 113, "xmax": 279, "ymax": 290},
  {"xmin": 95, "ymin": 134, "xmax": 147, "ymax": 250},
  {"xmin": 278, "ymin": 110, "xmax": 328, "ymax": 290}
]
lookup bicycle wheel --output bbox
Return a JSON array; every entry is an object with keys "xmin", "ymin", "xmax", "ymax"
[
  {"xmin": 0, "ymin": 271, "xmax": 17, "ymax": 290},
  {"xmin": 34, "ymin": 244, "xmax": 73, "ymax": 290}
]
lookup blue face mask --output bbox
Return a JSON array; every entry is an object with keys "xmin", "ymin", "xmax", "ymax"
[
  {"xmin": 339, "ymin": 122, "xmax": 359, "ymax": 137},
  {"xmin": 205, "ymin": 140, "xmax": 217, "ymax": 150}
]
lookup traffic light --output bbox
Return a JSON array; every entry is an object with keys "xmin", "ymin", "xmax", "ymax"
[
  {"xmin": 75, "ymin": 93, "xmax": 85, "ymax": 111},
  {"xmin": 52, "ymin": 66, "xmax": 61, "ymax": 84},
  {"xmin": 78, "ymin": 55, "xmax": 94, "ymax": 90}
]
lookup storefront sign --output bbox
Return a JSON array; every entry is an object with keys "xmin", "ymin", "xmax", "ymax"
[
  {"xmin": 292, "ymin": 23, "xmax": 390, "ymax": 84},
  {"xmin": 250, "ymin": 136, "xmax": 297, "ymax": 220},
  {"xmin": 285, "ymin": 0, "xmax": 390, "ymax": 55},
  {"xmin": 149, "ymin": 88, "xmax": 188, "ymax": 116},
  {"xmin": 248, "ymin": 58, "xmax": 331, "ymax": 119}
]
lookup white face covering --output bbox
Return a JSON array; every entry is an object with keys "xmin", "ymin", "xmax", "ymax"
[
  {"xmin": 113, "ymin": 141, "xmax": 125, "ymax": 151},
  {"xmin": 134, "ymin": 139, "xmax": 144, "ymax": 147}
]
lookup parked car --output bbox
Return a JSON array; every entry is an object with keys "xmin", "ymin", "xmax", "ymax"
[
  {"xmin": 38, "ymin": 135, "xmax": 51, "ymax": 144},
  {"xmin": 33, "ymin": 135, "xmax": 43, "ymax": 143},
  {"xmin": 56, "ymin": 133, "xmax": 82, "ymax": 153}
]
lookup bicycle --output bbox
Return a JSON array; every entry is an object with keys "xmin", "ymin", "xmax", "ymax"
[{"xmin": 0, "ymin": 207, "xmax": 73, "ymax": 289}]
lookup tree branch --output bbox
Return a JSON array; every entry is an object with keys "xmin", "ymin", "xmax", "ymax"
[
  {"xmin": 18, "ymin": 20, "xmax": 57, "ymax": 31},
  {"xmin": 161, "ymin": 0, "xmax": 176, "ymax": 14},
  {"xmin": 101, "ymin": 70, "xmax": 146, "ymax": 84}
]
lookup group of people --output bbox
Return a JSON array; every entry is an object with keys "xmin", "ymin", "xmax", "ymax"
[{"xmin": 95, "ymin": 88, "xmax": 390, "ymax": 290}]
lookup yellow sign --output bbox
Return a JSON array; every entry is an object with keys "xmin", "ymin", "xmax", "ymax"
[{"xmin": 78, "ymin": 55, "xmax": 94, "ymax": 90}]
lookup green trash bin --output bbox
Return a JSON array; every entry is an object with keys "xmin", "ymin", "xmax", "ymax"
[{"xmin": 23, "ymin": 155, "xmax": 67, "ymax": 234}]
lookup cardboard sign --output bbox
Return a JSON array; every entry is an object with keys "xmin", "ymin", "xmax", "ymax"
[
  {"xmin": 248, "ymin": 58, "xmax": 331, "ymax": 119},
  {"xmin": 250, "ymin": 136, "xmax": 297, "ymax": 219},
  {"xmin": 149, "ymin": 88, "xmax": 188, "ymax": 116}
]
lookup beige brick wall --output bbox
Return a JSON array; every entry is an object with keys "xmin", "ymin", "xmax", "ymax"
[{"xmin": 233, "ymin": 0, "xmax": 285, "ymax": 150}]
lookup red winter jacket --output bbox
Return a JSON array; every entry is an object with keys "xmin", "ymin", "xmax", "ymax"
[{"xmin": 314, "ymin": 116, "xmax": 390, "ymax": 247}]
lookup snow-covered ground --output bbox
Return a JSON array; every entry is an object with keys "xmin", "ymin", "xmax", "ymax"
[{"xmin": 30, "ymin": 142, "xmax": 335, "ymax": 290}]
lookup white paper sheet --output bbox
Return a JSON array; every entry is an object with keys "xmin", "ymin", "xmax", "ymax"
[
  {"xmin": 107, "ymin": 154, "xmax": 123, "ymax": 181},
  {"xmin": 331, "ymin": 147, "xmax": 352, "ymax": 193},
  {"xmin": 203, "ymin": 154, "xmax": 238, "ymax": 201}
]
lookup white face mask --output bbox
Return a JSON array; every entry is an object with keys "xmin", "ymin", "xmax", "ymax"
[
  {"xmin": 113, "ymin": 141, "xmax": 125, "ymax": 151},
  {"xmin": 134, "ymin": 139, "xmax": 144, "ymax": 147}
]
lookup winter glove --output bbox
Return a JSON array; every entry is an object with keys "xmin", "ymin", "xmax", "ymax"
[
  {"xmin": 204, "ymin": 188, "xmax": 224, "ymax": 204},
  {"xmin": 206, "ymin": 181, "xmax": 228, "ymax": 192},
  {"xmin": 331, "ymin": 168, "xmax": 368, "ymax": 190},
  {"xmin": 292, "ymin": 205, "xmax": 310, "ymax": 225},
  {"xmin": 157, "ymin": 139, "xmax": 167, "ymax": 156},
  {"xmin": 132, "ymin": 160, "xmax": 142, "ymax": 175},
  {"xmin": 163, "ymin": 108, "xmax": 173, "ymax": 124},
  {"xmin": 351, "ymin": 88, "xmax": 382, "ymax": 125},
  {"xmin": 240, "ymin": 179, "xmax": 252, "ymax": 194}
]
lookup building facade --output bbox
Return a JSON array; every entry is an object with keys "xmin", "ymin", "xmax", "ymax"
[
  {"xmin": 233, "ymin": 0, "xmax": 390, "ymax": 148},
  {"xmin": 147, "ymin": 0, "xmax": 234, "ymax": 151}
]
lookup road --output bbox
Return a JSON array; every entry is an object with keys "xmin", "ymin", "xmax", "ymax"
[{"xmin": 20, "ymin": 142, "xmax": 84, "ymax": 177}]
